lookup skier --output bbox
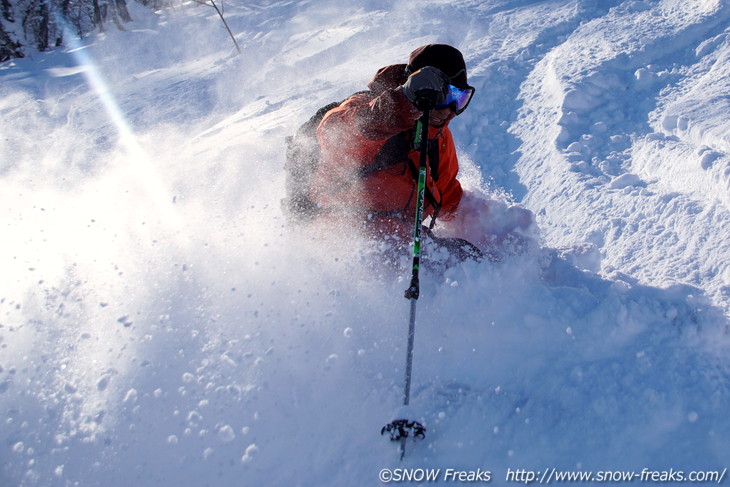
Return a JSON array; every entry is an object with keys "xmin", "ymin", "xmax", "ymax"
[{"xmin": 306, "ymin": 43, "xmax": 534, "ymax": 259}]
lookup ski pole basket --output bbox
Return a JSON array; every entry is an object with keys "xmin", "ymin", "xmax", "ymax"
[{"xmin": 381, "ymin": 419, "xmax": 426, "ymax": 441}]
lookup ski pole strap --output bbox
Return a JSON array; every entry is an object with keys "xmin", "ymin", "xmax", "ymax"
[{"xmin": 404, "ymin": 110, "xmax": 430, "ymax": 301}]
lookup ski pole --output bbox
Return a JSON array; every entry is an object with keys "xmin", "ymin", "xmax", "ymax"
[
  {"xmin": 381, "ymin": 108, "xmax": 430, "ymax": 460},
  {"xmin": 403, "ymin": 107, "xmax": 429, "ymax": 404}
]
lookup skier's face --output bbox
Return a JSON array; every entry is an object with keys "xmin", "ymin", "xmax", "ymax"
[{"xmin": 429, "ymin": 107, "xmax": 456, "ymax": 127}]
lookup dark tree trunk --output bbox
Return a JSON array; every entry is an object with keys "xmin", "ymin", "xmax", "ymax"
[
  {"xmin": 92, "ymin": 0, "xmax": 103, "ymax": 31},
  {"xmin": 115, "ymin": 0, "xmax": 131, "ymax": 23},
  {"xmin": 1, "ymin": 0, "xmax": 13, "ymax": 21},
  {"xmin": 36, "ymin": 0, "xmax": 49, "ymax": 50}
]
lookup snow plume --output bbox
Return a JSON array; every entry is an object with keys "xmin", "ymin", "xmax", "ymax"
[{"xmin": 2, "ymin": 1, "xmax": 730, "ymax": 486}]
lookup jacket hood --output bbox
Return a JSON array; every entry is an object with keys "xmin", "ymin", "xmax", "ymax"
[{"xmin": 367, "ymin": 64, "xmax": 408, "ymax": 94}]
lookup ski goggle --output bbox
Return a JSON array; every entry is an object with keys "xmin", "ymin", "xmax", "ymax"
[{"xmin": 436, "ymin": 84, "xmax": 475, "ymax": 115}]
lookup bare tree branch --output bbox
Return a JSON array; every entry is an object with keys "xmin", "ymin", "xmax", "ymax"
[{"xmin": 193, "ymin": 0, "xmax": 240, "ymax": 55}]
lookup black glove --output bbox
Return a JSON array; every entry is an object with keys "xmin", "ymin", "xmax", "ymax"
[{"xmin": 402, "ymin": 66, "xmax": 450, "ymax": 111}]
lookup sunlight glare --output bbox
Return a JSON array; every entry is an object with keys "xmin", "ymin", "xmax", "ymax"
[{"xmin": 61, "ymin": 25, "xmax": 181, "ymax": 230}]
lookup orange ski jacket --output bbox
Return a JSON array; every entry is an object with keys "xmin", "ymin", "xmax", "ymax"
[{"xmin": 310, "ymin": 64, "xmax": 463, "ymax": 234}]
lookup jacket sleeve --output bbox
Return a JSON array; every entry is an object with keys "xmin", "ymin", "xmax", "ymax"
[
  {"xmin": 433, "ymin": 128, "xmax": 463, "ymax": 219},
  {"xmin": 315, "ymin": 89, "xmax": 420, "ymax": 173},
  {"xmin": 354, "ymin": 88, "xmax": 421, "ymax": 141}
]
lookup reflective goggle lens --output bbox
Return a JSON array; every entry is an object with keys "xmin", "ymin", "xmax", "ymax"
[{"xmin": 436, "ymin": 84, "xmax": 475, "ymax": 115}]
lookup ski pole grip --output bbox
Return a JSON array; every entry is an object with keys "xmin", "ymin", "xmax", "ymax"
[{"xmin": 414, "ymin": 89, "xmax": 440, "ymax": 111}]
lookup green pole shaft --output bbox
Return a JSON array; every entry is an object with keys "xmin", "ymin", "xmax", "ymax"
[{"xmin": 402, "ymin": 108, "xmax": 429, "ymax": 419}]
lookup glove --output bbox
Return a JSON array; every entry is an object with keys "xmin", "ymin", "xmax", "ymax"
[{"xmin": 402, "ymin": 66, "xmax": 450, "ymax": 111}]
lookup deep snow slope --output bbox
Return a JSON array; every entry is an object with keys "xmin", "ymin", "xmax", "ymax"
[
  {"xmin": 510, "ymin": 0, "xmax": 730, "ymax": 313},
  {"xmin": 1, "ymin": 1, "xmax": 730, "ymax": 486}
]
